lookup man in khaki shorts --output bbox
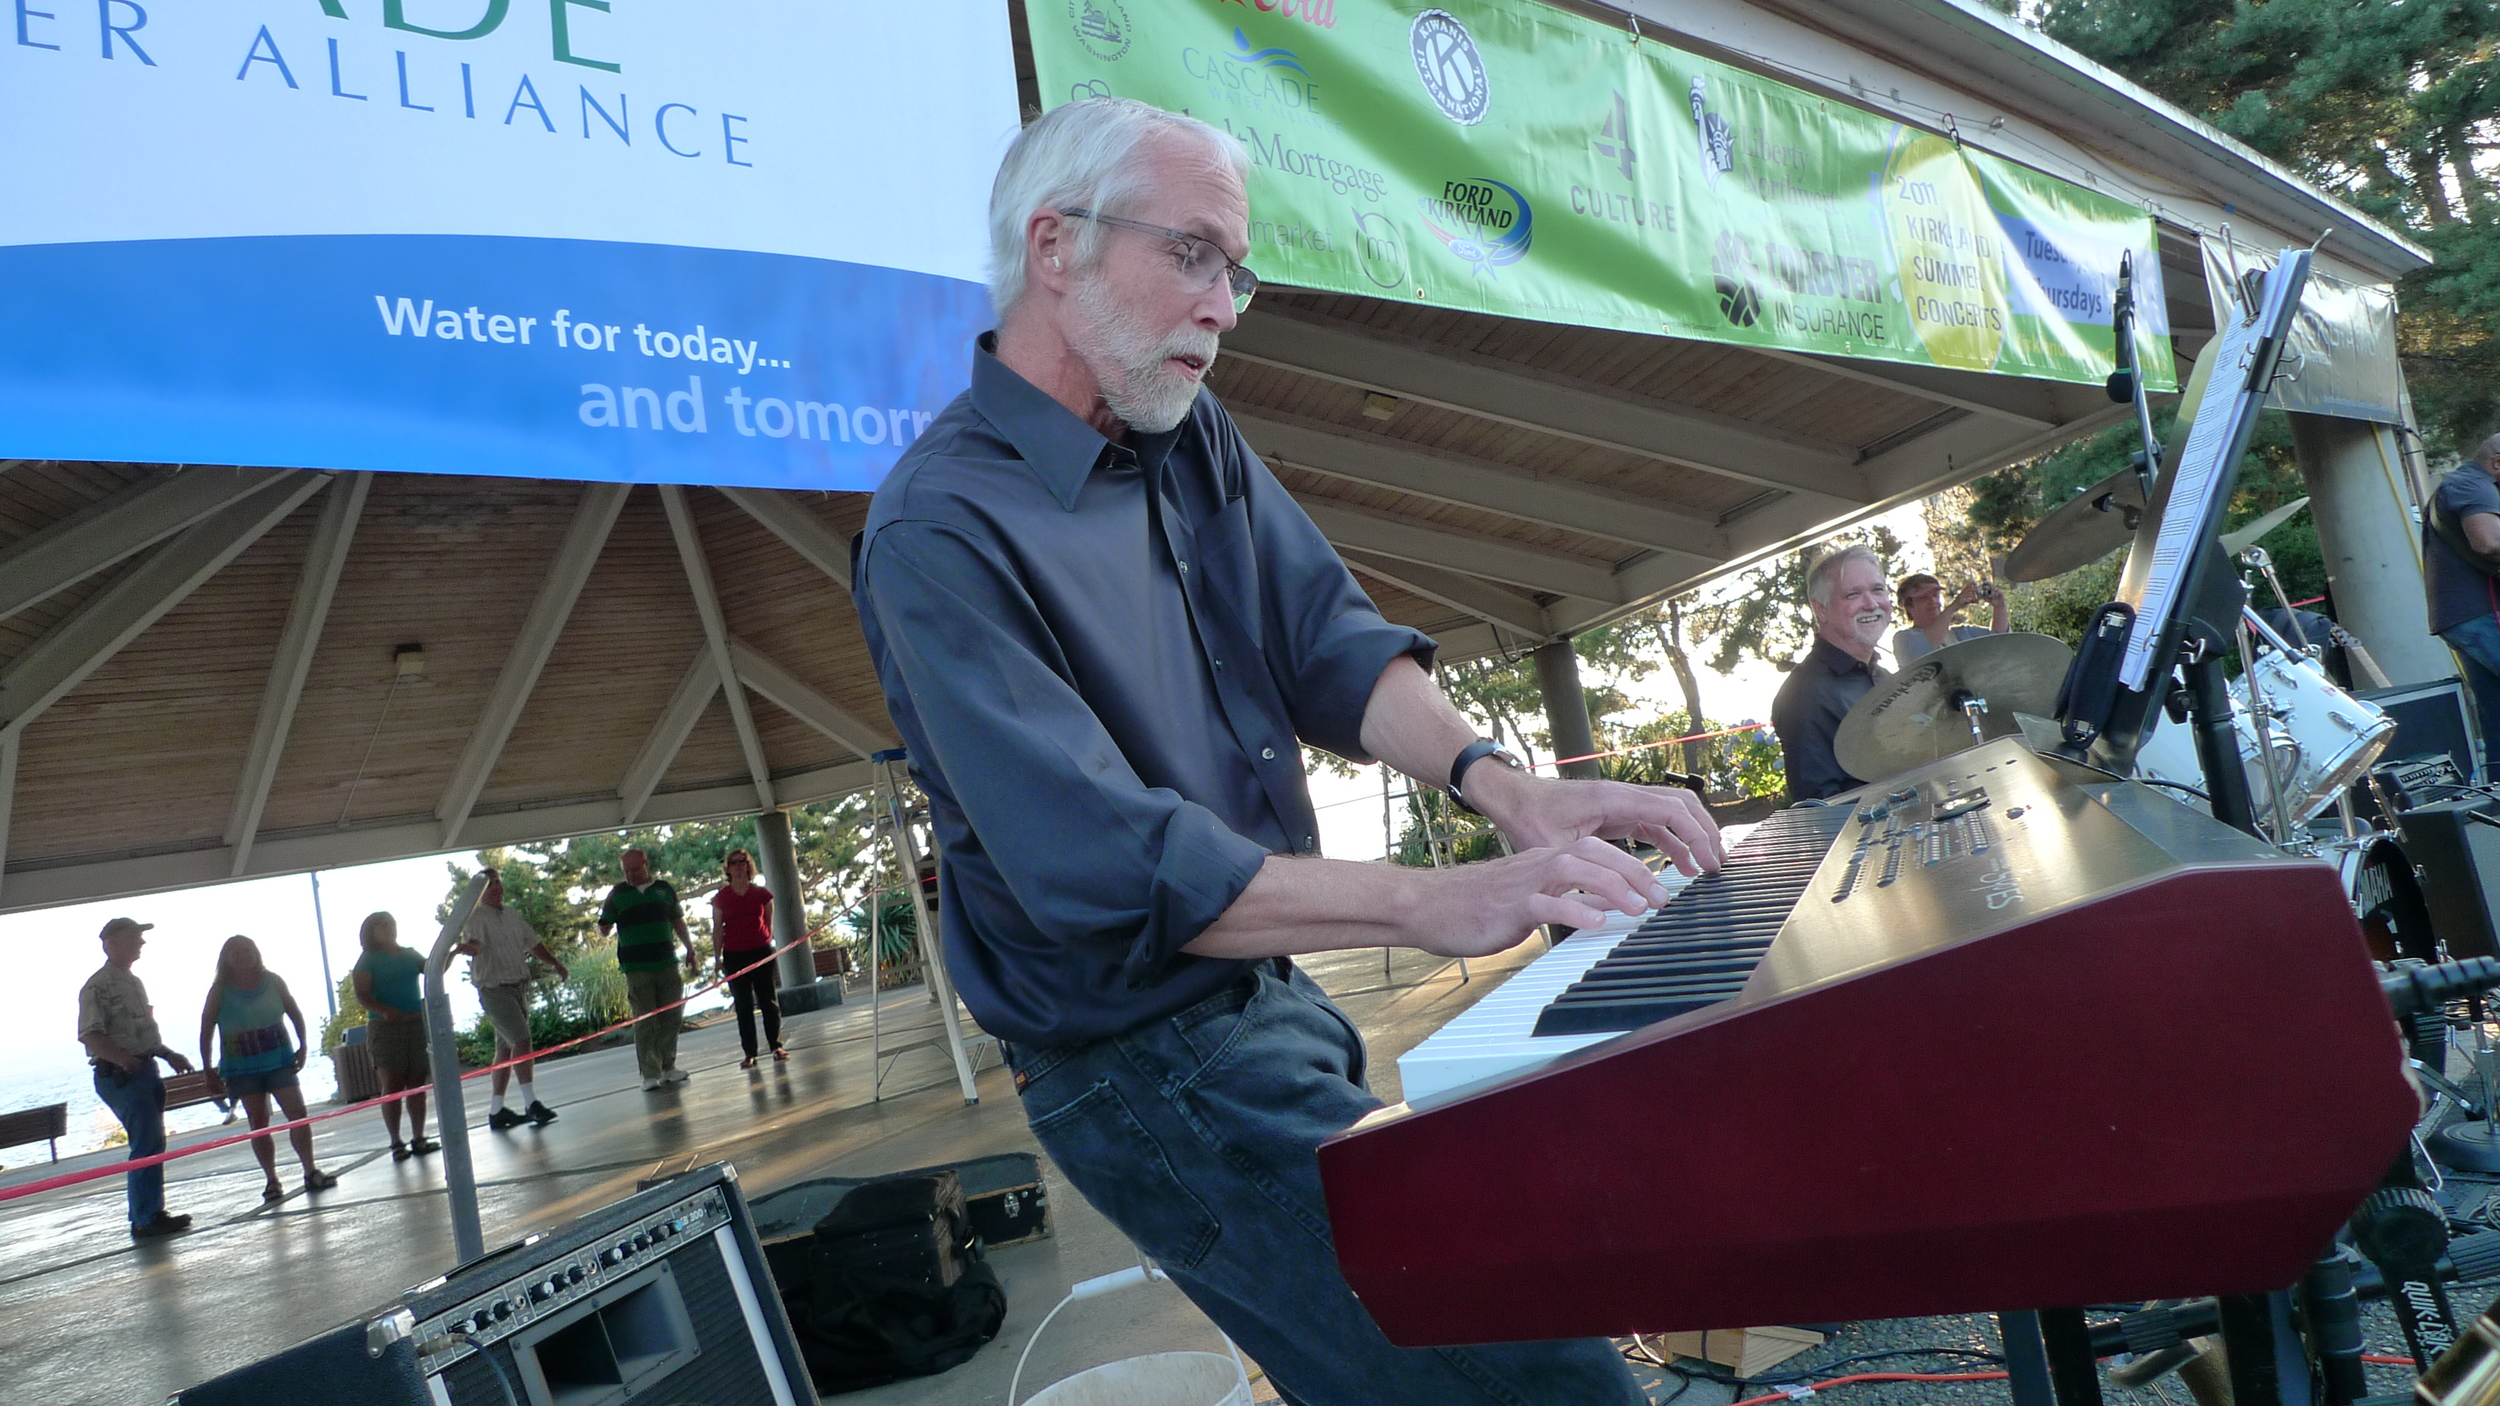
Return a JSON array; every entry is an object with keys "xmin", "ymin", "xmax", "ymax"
[{"xmin": 456, "ymin": 868, "xmax": 570, "ymax": 1129}]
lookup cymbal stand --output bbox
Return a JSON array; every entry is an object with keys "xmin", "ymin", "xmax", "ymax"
[{"xmin": 2236, "ymin": 613, "xmax": 2301, "ymax": 845}]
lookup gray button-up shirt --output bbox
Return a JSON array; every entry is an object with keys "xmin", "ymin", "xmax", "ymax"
[{"xmin": 855, "ymin": 338, "xmax": 1434, "ymax": 1047}]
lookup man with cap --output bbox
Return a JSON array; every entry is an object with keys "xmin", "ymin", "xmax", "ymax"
[{"xmin": 77, "ymin": 917, "xmax": 196, "ymax": 1240}]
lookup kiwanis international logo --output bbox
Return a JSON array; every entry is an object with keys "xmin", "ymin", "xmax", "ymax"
[
  {"xmin": 1409, "ymin": 10, "xmax": 1488, "ymax": 126},
  {"xmin": 1419, "ymin": 178, "xmax": 1531, "ymax": 278},
  {"xmin": 1070, "ymin": 0, "xmax": 1132, "ymax": 61}
]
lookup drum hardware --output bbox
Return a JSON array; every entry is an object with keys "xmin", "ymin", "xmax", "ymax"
[
  {"xmin": 2237, "ymin": 611, "xmax": 2302, "ymax": 845},
  {"xmin": 1832, "ymin": 632, "xmax": 2074, "ymax": 783},
  {"xmin": 2430, "ymin": 1018, "xmax": 2500, "ymax": 1174}
]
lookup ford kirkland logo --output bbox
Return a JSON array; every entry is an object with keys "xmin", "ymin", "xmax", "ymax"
[
  {"xmin": 1409, "ymin": 10, "xmax": 1488, "ymax": 125},
  {"xmin": 1419, "ymin": 178, "xmax": 1531, "ymax": 277}
]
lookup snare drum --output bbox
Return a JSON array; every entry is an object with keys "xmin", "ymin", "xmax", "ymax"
[{"xmin": 2231, "ymin": 649, "xmax": 2398, "ymax": 825}]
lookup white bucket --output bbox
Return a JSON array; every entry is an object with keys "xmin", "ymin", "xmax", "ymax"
[{"xmin": 1022, "ymin": 1349, "xmax": 1254, "ymax": 1406}]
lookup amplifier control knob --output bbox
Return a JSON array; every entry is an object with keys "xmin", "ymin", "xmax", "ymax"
[
  {"xmin": 528, "ymin": 1284, "xmax": 551, "ymax": 1304},
  {"xmin": 493, "ymin": 1302, "xmax": 513, "ymax": 1320},
  {"xmin": 634, "ymin": 1233, "xmax": 651, "ymax": 1250},
  {"xmin": 600, "ymin": 1248, "xmax": 623, "ymax": 1267},
  {"xmin": 568, "ymin": 1267, "xmax": 586, "ymax": 1284}
]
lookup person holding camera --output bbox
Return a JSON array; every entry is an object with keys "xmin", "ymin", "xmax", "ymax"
[{"xmin": 1892, "ymin": 571, "xmax": 2008, "ymax": 663}]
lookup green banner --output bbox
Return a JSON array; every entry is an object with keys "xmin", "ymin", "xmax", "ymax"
[{"xmin": 1032, "ymin": 0, "xmax": 2174, "ymax": 389}]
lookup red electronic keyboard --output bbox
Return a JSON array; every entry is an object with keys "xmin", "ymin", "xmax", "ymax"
[{"xmin": 1317, "ymin": 738, "xmax": 2419, "ymax": 1347}]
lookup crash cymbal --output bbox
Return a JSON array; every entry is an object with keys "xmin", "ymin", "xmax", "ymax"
[
  {"xmin": 2221, "ymin": 496, "xmax": 2309, "ymax": 556},
  {"xmin": 1834, "ymin": 632, "xmax": 2076, "ymax": 783},
  {"xmin": 2004, "ymin": 467, "xmax": 2147, "ymax": 583}
]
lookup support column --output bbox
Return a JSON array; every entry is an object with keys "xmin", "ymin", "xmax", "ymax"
[
  {"xmin": 1533, "ymin": 639, "xmax": 1602, "ymax": 779},
  {"xmin": 755, "ymin": 810, "xmax": 840, "ymax": 1013},
  {"xmin": 2289, "ymin": 413, "xmax": 2449, "ymax": 687}
]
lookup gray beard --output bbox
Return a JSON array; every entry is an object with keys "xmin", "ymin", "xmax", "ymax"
[{"xmin": 1068, "ymin": 274, "xmax": 1218, "ymax": 434}]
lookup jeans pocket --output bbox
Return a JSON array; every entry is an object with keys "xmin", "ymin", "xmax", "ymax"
[{"xmin": 1027, "ymin": 1078, "xmax": 1222, "ymax": 1269}]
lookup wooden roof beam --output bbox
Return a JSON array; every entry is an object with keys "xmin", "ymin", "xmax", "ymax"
[
  {"xmin": 1226, "ymin": 309, "xmax": 1869, "ymax": 506},
  {"xmin": 718, "ymin": 486, "xmax": 853, "ymax": 589},
  {"xmin": 1234, "ymin": 409, "xmax": 1723, "ymax": 571},
  {"xmin": 0, "ymin": 472, "xmax": 331, "ymax": 737},
  {"xmin": 0, "ymin": 465, "xmax": 301, "ymax": 621},
  {"xmin": 660, "ymin": 485, "xmax": 775, "ymax": 810},
  {"xmin": 1338, "ymin": 547, "xmax": 1557, "ymax": 640},
  {"xmin": 436, "ymin": 481, "xmax": 630, "ymax": 849},
  {"xmin": 728, "ymin": 638, "xmax": 897, "ymax": 759},
  {"xmin": 1296, "ymin": 498, "xmax": 1625, "ymax": 602},
  {"xmin": 224, "ymin": 473, "xmax": 371, "ymax": 877},
  {"xmin": 618, "ymin": 650, "xmax": 721, "ymax": 824},
  {"xmin": 1745, "ymin": 347, "xmax": 2070, "ymax": 431}
]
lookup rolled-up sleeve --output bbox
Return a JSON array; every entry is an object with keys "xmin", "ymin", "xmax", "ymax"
[
  {"xmin": 1230, "ymin": 436, "xmax": 1436, "ymax": 761},
  {"xmin": 863, "ymin": 519, "xmax": 1273, "ymax": 988}
]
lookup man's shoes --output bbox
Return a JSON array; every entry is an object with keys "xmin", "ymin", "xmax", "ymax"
[
  {"xmin": 131, "ymin": 1211, "xmax": 191, "ymax": 1241},
  {"xmin": 486, "ymin": 1107, "xmax": 526, "ymax": 1131},
  {"xmin": 526, "ymin": 1101, "xmax": 558, "ymax": 1126},
  {"xmin": 408, "ymin": 1137, "xmax": 439, "ymax": 1156},
  {"xmin": 662, "ymin": 1068, "xmax": 691, "ymax": 1084},
  {"xmin": 642, "ymin": 1077, "xmax": 664, "ymax": 1091}
]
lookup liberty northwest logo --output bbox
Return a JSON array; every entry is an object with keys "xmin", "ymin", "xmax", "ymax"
[
  {"xmin": 1409, "ymin": 10, "xmax": 1488, "ymax": 126},
  {"xmin": 1689, "ymin": 76, "xmax": 1735, "ymax": 188},
  {"xmin": 1419, "ymin": 178, "xmax": 1531, "ymax": 278},
  {"xmin": 1071, "ymin": 0, "xmax": 1132, "ymax": 61}
]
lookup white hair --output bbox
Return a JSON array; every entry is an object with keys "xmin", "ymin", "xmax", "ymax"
[
  {"xmin": 1804, "ymin": 543, "xmax": 1882, "ymax": 608},
  {"xmin": 987, "ymin": 98, "xmax": 1249, "ymax": 320}
]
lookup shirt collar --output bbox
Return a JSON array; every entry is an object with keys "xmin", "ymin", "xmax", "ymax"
[
  {"xmin": 1812, "ymin": 636, "xmax": 1875, "ymax": 676},
  {"xmin": 970, "ymin": 333, "xmax": 1185, "ymax": 511}
]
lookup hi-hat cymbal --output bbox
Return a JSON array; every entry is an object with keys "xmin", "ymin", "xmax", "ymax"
[
  {"xmin": 2220, "ymin": 496, "xmax": 2310, "ymax": 556},
  {"xmin": 2004, "ymin": 467, "xmax": 2147, "ymax": 583},
  {"xmin": 1833, "ymin": 632, "xmax": 2076, "ymax": 783}
]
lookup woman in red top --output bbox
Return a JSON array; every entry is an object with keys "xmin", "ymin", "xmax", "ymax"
[{"xmin": 711, "ymin": 848, "xmax": 787, "ymax": 1068}]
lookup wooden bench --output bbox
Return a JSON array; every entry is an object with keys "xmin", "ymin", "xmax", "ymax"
[
  {"xmin": 160, "ymin": 1071, "xmax": 225, "ymax": 1111},
  {"xmin": 0, "ymin": 1102, "xmax": 68, "ymax": 1162}
]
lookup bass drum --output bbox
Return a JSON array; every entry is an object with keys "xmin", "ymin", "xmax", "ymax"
[{"xmin": 2334, "ymin": 832, "xmax": 2438, "ymax": 965}]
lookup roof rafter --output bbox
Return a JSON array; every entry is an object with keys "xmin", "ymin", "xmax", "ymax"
[
  {"xmin": 718, "ymin": 486, "xmax": 853, "ymax": 589},
  {"xmin": 618, "ymin": 649, "xmax": 721, "ymax": 824},
  {"xmin": 0, "ymin": 465, "xmax": 299, "ymax": 620},
  {"xmin": 436, "ymin": 481, "xmax": 630, "ymax": 848},
  {"xmin": 1226, "ymin": 308, "xmax": 1868, "ymax": 505},
  {"xmin": 729, "ymin": 638, "xmax": 896, "ymax": 759},
  {"xmin": 1338, "ymin": 547, "xmax": 1556, "ymax": 640},
  {"xmin": 225, "ymin": 472, "xmax": 372, "ymax": 877},
  {"xmin": 1296, "ymin": 497, "xmax": 1625, "ymax": 602},
  {"xmin": 0, "ymin": 472, "xmax": 331, "ymax": 736},
  {"xmin": 659, "ymin": 485, "xmax": 774, "ymax": 810},
  {"xmin": 1235, "ymin": 409, "xmax": 1722, "ymax": 570}
]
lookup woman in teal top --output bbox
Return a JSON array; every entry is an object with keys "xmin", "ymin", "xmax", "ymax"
[
  {"xmin": 197, "ymin": 936, "xmax": 337, "ymax": 1202},
  {"xmin": 352, "ymin": 912, "xmax": 435, "ymax": 1160}
]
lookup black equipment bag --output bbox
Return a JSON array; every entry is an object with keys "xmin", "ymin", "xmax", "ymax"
[{"xmin": 779, "ymin": 1171, "xmax": 1007, "ymax": 1394}]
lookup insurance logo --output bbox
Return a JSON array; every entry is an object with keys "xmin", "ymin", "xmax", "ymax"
[
  {"xmin": 1070, "ymin": 0, "xmax": 1132, "ymax": 61},
  {"xmin": 1409, "ymin": 10, "xmax": 1488, "ymax": 126},
  {"xmin": 1419, "ymin": 178, "xmax": 1531, "ymax": 277}
]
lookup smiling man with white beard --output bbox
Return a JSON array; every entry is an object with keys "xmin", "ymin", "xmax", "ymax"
[
  {"xmin": 1771, "ymin": 543, "xmax": 1897, "ymax": 801},
  {"xmin": 852, "ymin": 97, "xmax": 1724, "ymax": 1405}
]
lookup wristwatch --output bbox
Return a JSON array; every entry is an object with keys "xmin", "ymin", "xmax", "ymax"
[{"xmin": 1447, "ymin": 738, "xmax": 1524, "ymax": 815}]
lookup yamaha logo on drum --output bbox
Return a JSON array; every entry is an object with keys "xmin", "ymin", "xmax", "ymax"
[{"xmin": 1409, "ymin": 10, "xmax": 1489, "ymax": 126}]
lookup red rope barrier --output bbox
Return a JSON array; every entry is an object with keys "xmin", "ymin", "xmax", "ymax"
[{"xmin": 0, "ymin": 894, "xmax": 889, "ymax": 1207}]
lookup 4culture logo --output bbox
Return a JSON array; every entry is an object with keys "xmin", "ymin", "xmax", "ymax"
[
  {"xmin": 1419, "ymin": 178, "xmax": 1531, "ymax": 278},
  {"xmin": 1071, "ymin": 0, "xmax": 1131, "ymax": 61},
  {"xmin": 1409, "ymin": 10, "xmax": 1488, "ymax": 126}
]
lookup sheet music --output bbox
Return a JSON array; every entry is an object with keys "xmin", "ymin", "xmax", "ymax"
[{"xmin": 2115, "ymin": 252, "xmax": 2308, "ymax": 691}]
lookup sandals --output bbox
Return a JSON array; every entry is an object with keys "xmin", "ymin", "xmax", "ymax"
[
  {"xmin": 409, "ymin": 1138, "xmax": 440, "ymax": 1156},
  {"xmin": 739, "ymin": 1056, "xmax": 757, "ymax": 1070},
  {"xmin": 390, "ymin": 1142, "xmax": 412, "ymax": 1162},
  {"xmin": 303, "ymin": 1168, "xmax": 338, "ymax": 1193},
  {"xmin": 262, "ymin": 1181, "xmax": 286, "ymax": 1203},
  {"xmin": 772, "ymin": 1046, "xmax": 790, "ymax": 1062}
]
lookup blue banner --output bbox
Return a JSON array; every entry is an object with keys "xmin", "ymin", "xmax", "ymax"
[
  {"xmin": 0, "ymin": 234, "xmax": 987, "ymax": 487},
  {"xmin": 0, "ymin": 0, "xmax": 1014, "ymax": 488}
]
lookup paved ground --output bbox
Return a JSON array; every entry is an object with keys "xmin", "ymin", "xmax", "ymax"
[{"xmin": 0, "ymin": 935, "xmax": 2450, "ymax": 1406}]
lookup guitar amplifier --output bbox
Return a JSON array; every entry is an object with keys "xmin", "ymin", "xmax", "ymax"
[
  {"xmin": 171, "ymin": 1163, "xmax": 813, "ymax": 1406},
  {"xmin": 2393, "ymin": 798, "xmax": 2500, "ymax": 962}
]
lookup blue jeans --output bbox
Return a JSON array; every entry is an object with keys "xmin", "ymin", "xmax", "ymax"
[
  {"xmin": 2443, "ymin": 613, "xmax": 2500, "ymax": 780},
  {"xmin": 1005, "ymin": 963, "xmax": 1643, "ymax": 1406},
  {"xmin": 93, "ymin": 1061, "xmax": 166, "ymax": 1227}
]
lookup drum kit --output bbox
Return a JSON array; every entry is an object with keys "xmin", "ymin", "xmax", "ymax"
[{"xmin": 1837, "ymin": 495, "xmax": 2400, "ymax": 878}]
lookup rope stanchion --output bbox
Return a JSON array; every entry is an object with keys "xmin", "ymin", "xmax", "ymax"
[{"xmin": 0, "ymin": 884, "xmax": 905, "ymax": 1209}]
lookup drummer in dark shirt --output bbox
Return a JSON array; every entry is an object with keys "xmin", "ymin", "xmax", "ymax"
[
  {"xmin": 1771, "ymin": 544, "xmax": 1894, "ymax": 801},
  {"xmin": 2422, "ymin": 434, "xmax": 2500, "ymax": 773}
]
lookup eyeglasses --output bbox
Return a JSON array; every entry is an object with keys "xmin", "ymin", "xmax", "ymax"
[{"xmin": 1060, "ymin": 208, "xmax": 1258, "ymax": 313}]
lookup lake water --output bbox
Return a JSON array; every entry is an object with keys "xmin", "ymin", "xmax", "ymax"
[{"xmin": 5, "ymin": 1039, "xmax": 344, "ymax": 1165}]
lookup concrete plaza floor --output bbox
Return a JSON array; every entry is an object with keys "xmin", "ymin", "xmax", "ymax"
[{"xmin": 0, "ymin": 942, "xmax": 1547, "ymax": 1405}]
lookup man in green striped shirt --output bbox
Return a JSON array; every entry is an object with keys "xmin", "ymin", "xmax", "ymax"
[{"xmin": 597, "ymin": 847, "xmax": 699, "ymax": 1090}]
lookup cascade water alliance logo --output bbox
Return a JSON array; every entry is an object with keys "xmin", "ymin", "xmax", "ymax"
[
  {"xmin": 1070, "ymin": 0, "xmax": 1132, "ymax": 61},
  {"xmin": 1409, "ymin": 10, "xmax": 1489, "ymax": 126},
  {"xmin": 1419, "ymin": 178, "xmax": 1531, "ymax": 277},
  {"xmin": 1226, "ymin": 27, "xmax": 1307, "ymax": 74}
]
